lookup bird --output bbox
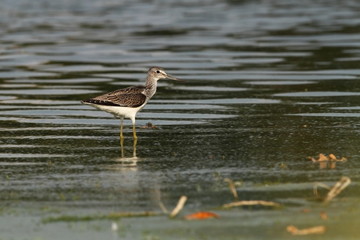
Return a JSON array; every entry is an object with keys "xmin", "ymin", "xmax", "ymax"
[{"xmin": 81, "ymin": 66, "xmax": 181, "ymax": 140}]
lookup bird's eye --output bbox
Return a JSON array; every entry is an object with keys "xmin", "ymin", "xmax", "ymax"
[{"xmin": 156, "ymin": 70, "xmax": 160, "ymax": 73}]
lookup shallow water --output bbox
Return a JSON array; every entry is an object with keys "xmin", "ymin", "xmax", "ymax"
[{"xmin": 1, "ymin": 0, "xmax": 360, "ymax": 239}]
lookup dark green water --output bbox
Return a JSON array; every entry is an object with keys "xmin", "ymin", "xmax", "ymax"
[{"xmin": 1, "ymin": 0, "xmax": 360, "ymax": 239}]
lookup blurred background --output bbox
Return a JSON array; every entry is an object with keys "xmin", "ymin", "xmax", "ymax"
[{"xmin": 0, "ymin": 0, "xmax": 360, "ymax": 239}]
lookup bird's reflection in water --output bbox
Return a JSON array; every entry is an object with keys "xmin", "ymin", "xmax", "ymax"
[{"xmin": 114, "ymin": 138, "xmax": 139, "ymax": 168}]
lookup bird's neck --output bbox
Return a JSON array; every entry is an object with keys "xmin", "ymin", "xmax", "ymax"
[{"xmin": 145, "ymin": 76, "xmax": 158, "ymax": 99}]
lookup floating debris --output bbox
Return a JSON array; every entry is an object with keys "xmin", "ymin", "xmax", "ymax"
[
  {"xmin": 169, "ymin": 195, "xmax": 187, "ymax": 218},
  {"xmin": 111, "ymin": 222, "xmax": 118, "ymax": 231},
  {"xmin": 277, "ymin": 162, "xmax": 288, "ymax": 169},
  {"xmin": 222, "ymin": 200, "xmax": 281, "ymax": 209},
  {"xmin": 313, "ymin": 176, "xmax": 351, "ymax": 203},
  {"xmin": 287, "ymin": 225, "xmax": 326, "ymax": 235},
  {"xmin": 184, "ymin": 211, "xmax": 219, "ymax": 220},
  {"xmin": 300, "ymin": 208, "xmax": 311, "ymax": 213},
  {"xmin": 224, "ymin": 178, "xmax": 239, "ymax": 200},
  {"xmin": 324, "ymin": 176, "xmax": 351, "ymax": 203},
  {"xmin": 320, "ymin": 211, "xmax": 328, "ymax": 220},
  {"xmin": 222, "ymin": 178, "xmax": 279, "ymax": 208},
  {"xmin": 308, "ymin": 153, "xmax": 347, "ymax": 169},
  {"xmin": 141, "ymin": 122, "xmax": 158, "ymax": 129}
]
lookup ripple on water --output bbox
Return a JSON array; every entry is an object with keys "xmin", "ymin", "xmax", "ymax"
[
  {"xmin": 289, "ymin": 113, "xmax": 360, "ymax": 118},
  {"xmin": 177, "ymin": 71, "xmax": 357, "ymax": 81},
  {"xmin": 0, "ymin": 71, "xmax": 56, "ymax": 79},
  {"xmin": 9, "ymin": 78, "xmax": 111, "ymax": 84},
  {"xmin": 244, "ymin": 80, "xmax": 316, "ymax": 85},
  {"xmin": 44, "ymin": 65, "xmax": 118, "ymax": 73},
  {"xmin": 0, "ymin": 153, "xmax": 72, "ymax": 158},
  {"xmin": 0, "ymin": 162, "xmax": 46, "ymax": 166},
  {"xmin": 0, "ymin": 96, "xmax": 17, "ymax": 101},
  {"xmin": 0, "ymin": 99, "xmax": 77, "ymax": 105},
  {"xmin": 154, "ymin": 98, "xmax": 281, "ymax": 104},
  {"xmin": 0, "ymin": 84, "xmax": 37, "ymax": 88},
  {"xmin": 274, "ymin": 91, "xmax": 360, "ymax": 97},
  {"xmin": 172, "ymin": 86, "xmax": 248, "ymax": 92},
  {"xmin": 332, "ymin": 106, "xmax": 360, "ymax": 110},
  {"xmin": 0, "ymin": 89, "xmax": 99, "ymax": 95},
  {"xmin": 0, "ymin": 54, "xmax": 47, "ymax": 67}
]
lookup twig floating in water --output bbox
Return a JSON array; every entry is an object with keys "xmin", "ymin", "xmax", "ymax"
[
  {"xmin": 224, "ymin": 178, "xmax": 239, "ymax": 200},
  {"xmin": 222, "ymin": 200, "xmax": 281, "ymax": 208},
  {"xmin": 169, "ymin": 195, "xmax": 187, "ymax": 218},
  {"xmin": 287, "ymin": 225, "xmax": 326, "ymax": 235},
  {"xmin": 313, "ymin": 177, "xmax": 351, "ymax": 203},
  {"xmin": 323, "ymin": 176, "xmax": 351, "ymax": 203}
]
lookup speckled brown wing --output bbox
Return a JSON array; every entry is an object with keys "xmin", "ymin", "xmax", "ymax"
[{"xmin": 82, "ymin": 86, "xmax": 147, "ymax": 108}]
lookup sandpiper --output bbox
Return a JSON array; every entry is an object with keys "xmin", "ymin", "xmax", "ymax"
[{"xmin": 81, "ymin": 67, "xmax": 181, "ymax": 140}]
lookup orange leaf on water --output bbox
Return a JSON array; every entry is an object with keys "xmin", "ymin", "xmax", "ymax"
[
  {"xmin": 184, "ymin": 211, "xmax": 219, "ymax": 220},
  {"xmin": 320, "ymin": 211, "xmax": 328, "ymax": 220},
  {"xmin": 287, "ymin": 225, "xmax": 326, "ymax": 235}
]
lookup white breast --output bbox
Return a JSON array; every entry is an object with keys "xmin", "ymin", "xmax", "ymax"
[{"xmin": 87, "ymin": 101, "xmax": 147, "ymax": 122}]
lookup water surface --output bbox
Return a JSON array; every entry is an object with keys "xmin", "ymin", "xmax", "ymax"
[{"xmin": 1, "ymin": 0, "xmax": 360, "ymax": 239}]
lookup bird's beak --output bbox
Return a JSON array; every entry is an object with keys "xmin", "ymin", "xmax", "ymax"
[{"xmin": 166, "ymin": 74, "xmax": 184, "ymax": 82}]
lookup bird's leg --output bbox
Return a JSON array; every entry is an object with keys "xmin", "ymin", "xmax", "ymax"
[
  {"xmin": 132, "ymin": 123, "xmax": 138, "ymax": 140},
  {"xmin": 131, "ymin": 117, "xmax": 138, "ymax": 140},
  {"xmin": 133, "ymin": 137, "xmax": 137, "ymax": 158},
  {"xmin": 120, "ymin": 137, "xmax": 124, "ymax": 158},
  {"xmin": 120, "ymin": 117, "xmax": 124, "ymax": 140},
  {"xmin": 120, "ymin": 117, "xmax": 125, "ymax": 157}
]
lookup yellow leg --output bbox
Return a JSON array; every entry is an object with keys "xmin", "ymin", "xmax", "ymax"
[
  {"xmin": 132, "ymin": 123, "xmax": 138, "ymax": 140},
  {"xmin": 120, "ymin": 136, "xmax": 124, "ymax": 158},
  {"xmin": 133, "ymin": 137, "xmax": 137, "ymax": 158},
  {"xmin": 119, "ymin": 117, "xmax": 125, "ymax": 157},
  {"xmin": 120, "ymin": 117, "xmax": 124, "ymax": 140}
]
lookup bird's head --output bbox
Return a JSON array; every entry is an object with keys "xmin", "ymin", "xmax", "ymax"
[{"xmin": 148, "ymin": 66, "xmax": 180, "ymax": 81}]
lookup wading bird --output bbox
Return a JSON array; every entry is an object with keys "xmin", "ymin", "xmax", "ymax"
[{"xmin": 82, "ymin": 67, "xmax": 181, "ymax": 140}]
